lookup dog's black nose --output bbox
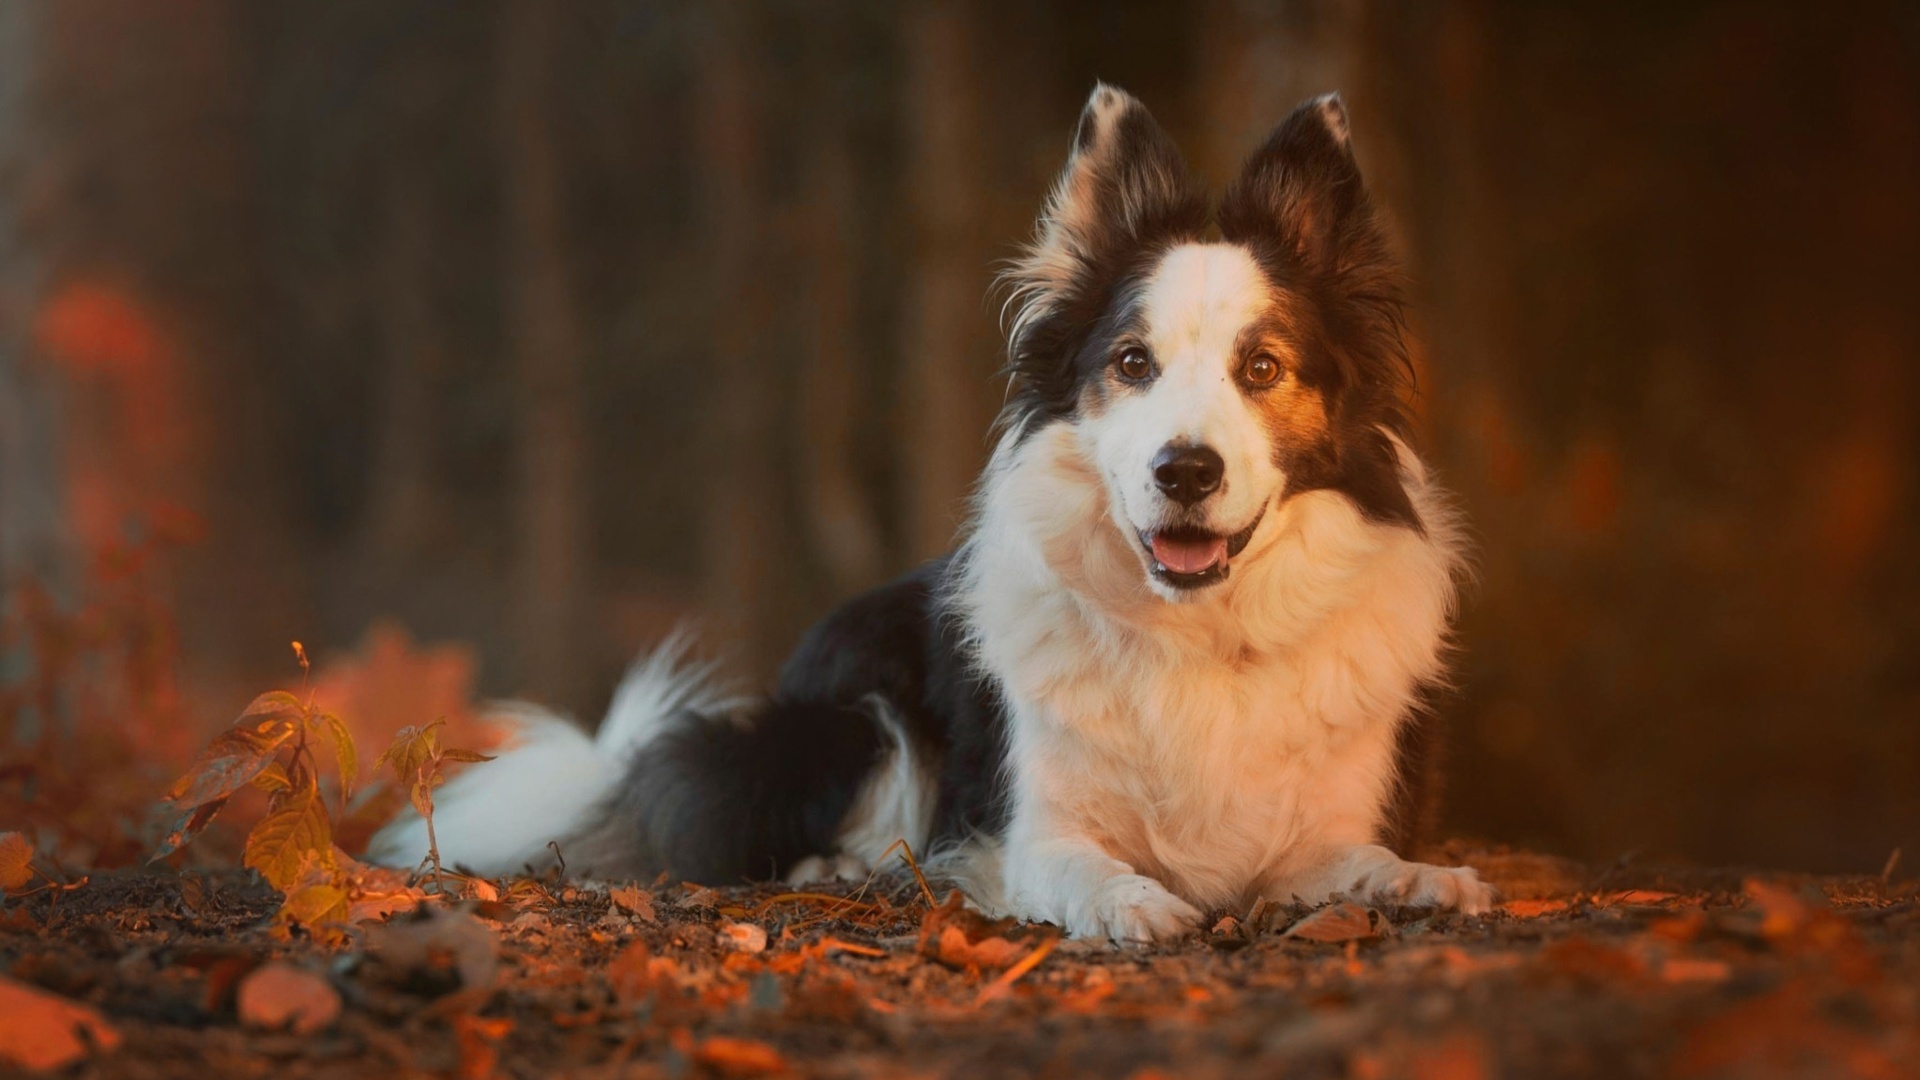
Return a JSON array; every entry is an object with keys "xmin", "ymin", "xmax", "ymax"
[{"xmin": 1152, "ymin": 444, "xmax": 1224, "ymax": 505}]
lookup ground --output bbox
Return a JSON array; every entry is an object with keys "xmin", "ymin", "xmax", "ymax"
[{"xmin": 2, "ymin": 846, "xmax": 1916, "ymax": 1079}]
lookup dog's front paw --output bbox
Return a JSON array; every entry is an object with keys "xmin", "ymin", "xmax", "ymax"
[
  {"xmin": 1073, "ymin": 874, "xmax": 1203, "ymax": 944},
  {"xmin": 1357, "ymin": 857, "xmax": 1495, "ymax": 915}
]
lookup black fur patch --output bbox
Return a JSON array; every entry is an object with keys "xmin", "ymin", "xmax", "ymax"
[
  {"xmin": 1219, "ymin": 96, "xmax": 1422, "ymax": 533},
  {"xmin": 624, "ymin": 700, "xmax": 887, "ymax": 883},
  {"xmin": 611, "ymin": 557, "xmax": 1009, "ymax": 883},
  {"xmin": 1003, "ymin": 93, "xmax": 1210, "ymax": 432}
]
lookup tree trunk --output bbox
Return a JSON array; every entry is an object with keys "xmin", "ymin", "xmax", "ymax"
[
  {"xmin": 899, "ymin": 0, "xmax": 990, "ymax": 562},
  {"xmin": 697, "ymin": 3, "xmax": 782, "ymax": 680},
  {"xmin": 499, "ymin": 0, "xmax": 587, "ymax": 708}
]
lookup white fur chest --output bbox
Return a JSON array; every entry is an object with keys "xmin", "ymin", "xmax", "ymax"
[{"xmin": 960, "ymin": 425, "xmax": 1464, "ymax": 911}]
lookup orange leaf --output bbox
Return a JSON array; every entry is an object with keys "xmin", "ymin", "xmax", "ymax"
[
  {"xmin": 237, "ymin": 963, "xmax": 341, "ymax": 1035},
  {"xmin": 693, "ymin": 1036, "xmax": 788, "ymax": 1077},
  {"xmin": 609, "ymin": 885, "xmax": 656, "ymax": 922},
  {"xmin": 1500, "ymin": 898, "xmax": 1570, "ymax": 918},
  {"xmin": 0, "ymin": 976, "xmax": 122, "ymax": 1070},
  {"xmin": 0, "ymin": 832, "xmax": 33, "ymax": 892},
  {"xmin": 245, "ymin": 783, "xmax": 336, "ymax": 892},
  {"xmin": 1283, "ymin": 902, "xmax": 1388, "ymax": 943},
  {"xmin": 312, "ymin": 712, "xmax": 359, "ymax": 801},
  {"xmin": 279, "ymin": 883, "xmax": 350, "ymax": 928}
]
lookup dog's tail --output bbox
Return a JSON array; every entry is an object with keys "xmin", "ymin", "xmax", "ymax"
[
  {"xmin": 366, "ymin": 633, "xmax": 921, "ymax": 883},
  {"xmin": 365, "ymin": 633, "xmax": 737, "ymax": 878}
]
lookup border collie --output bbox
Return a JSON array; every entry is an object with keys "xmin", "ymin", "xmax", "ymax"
[{"xmin": 372, "ymin": 86, "xmax": 1493, "ymax": 941}]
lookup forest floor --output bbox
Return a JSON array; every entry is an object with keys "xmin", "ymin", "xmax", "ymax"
[{"xmin": 3, "ymin": 845, "xmax": 1917, "ymax": 1079}]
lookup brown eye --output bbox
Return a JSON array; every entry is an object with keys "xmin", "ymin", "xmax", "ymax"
[
  {"xmin": 1244, "ymin": 354, "xmax": 1284, "ymax": 386},
  {"xmin": 1116, "ymin": 349, "xmax": 1153, "ymax": 382}
]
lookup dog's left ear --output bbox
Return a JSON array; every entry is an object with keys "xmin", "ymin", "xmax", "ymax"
[
  {"xmin": 1002, "ymin": 85, "xmax": 1207, "ymax": 411},
  {"xmin": 1218, "ymin": 93, "xmax": 1378, "ymax": 275}
]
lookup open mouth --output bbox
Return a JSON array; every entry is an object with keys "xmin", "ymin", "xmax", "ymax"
[{"xmin": 1139, "ymin": 505, "xmax": 1267, "ymax": 591}]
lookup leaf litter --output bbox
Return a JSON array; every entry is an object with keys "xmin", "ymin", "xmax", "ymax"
[{"xmin": 3, "ymin": 849, "xmax": 1916, "ymax": 1077}]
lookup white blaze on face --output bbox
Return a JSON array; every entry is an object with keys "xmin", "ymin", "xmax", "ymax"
[{"xmin": 1082, "ymin": 242, "xmax": 1285, "ymax": 558}]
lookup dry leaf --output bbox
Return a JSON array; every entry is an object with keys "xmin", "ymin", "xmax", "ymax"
[
  {"xmin": 0, "ymin": 975, "xmax": 122, "ymax": 1070},
  {"xmin": 367, "ymin": 908, "xmax": 499, "ymax": 992},
  {"xmin": 454, "ymin": 1014, "xmax": 513, "ymax": 1080},
  {"xmin": 1284, "ymin": 902, "xmax": 1388, "ymax": 943},
  {"xmin": 237, "ymin": 963, "xmax": 341, "ymax": 1035},
  {"xmin": 608, "ymin": 939, "xmax": 656, "ymax": 1003},
  {"xmin": 1500, "ymin": 899, "xmax": 1571, "ymax": 918},
  {"xmin": 609, "ymin": 885, "xmax": 655, "ymax": 922},
  {"xmin": 692, "ymin": 1036, "xmax": 788, "ymax": 1076},
  {"xmin": 0, "ymin": 832, "xmax": 33, "ymax": 892},
  {"xmin": 719, "ymin": 922, "xmax": 768, "ymax": 953},
  {"xmin": 916, "ymin": 891, "xmax": 1037, "ymax": 971}
]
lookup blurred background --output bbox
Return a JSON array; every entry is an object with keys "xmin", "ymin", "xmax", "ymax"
[{"xmin": 2, "ymin": 1, "xmax": 1916, "ymax": 875}]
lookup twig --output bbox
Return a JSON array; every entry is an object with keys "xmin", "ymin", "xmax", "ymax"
[
  {"xmin": 877, "ymin": 838, "xmax": 937, "ymax": 908},
  {"xmin": 974, "ymin": 935, "xmax": 1059, "ymax": 1007}
]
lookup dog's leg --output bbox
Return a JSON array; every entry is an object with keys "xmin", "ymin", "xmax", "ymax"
[
  {"xmin": 1267, "ymin": 844, "xmax": 1495, "ymax": 914},
  {"xmin": 1002, "ymin": 821, "xmax": 1202, "ymax": 944}
]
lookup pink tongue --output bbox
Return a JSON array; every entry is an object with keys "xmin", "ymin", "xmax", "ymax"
[{"xmin": 1151, "ymin": 534, "xmax": 1228, "ymax": 575}]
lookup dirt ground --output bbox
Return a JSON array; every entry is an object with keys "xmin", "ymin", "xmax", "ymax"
[{"xmin": 2, "ymin": 846, "xmax": 1917, "ymax": 1079}]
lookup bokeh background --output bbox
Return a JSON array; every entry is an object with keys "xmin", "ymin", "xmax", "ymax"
[{"xmin": 2, "ymin": 1, "xmax": 1916, "ymax": 875}]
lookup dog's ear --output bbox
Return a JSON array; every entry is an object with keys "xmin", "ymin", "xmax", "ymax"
[
  {"xmin": 1002, "ymin": 85, "xmax": 1206, "ymax": 412},
  {"xmin": 1218, "ymin": 93, "xmax": 1377, "ymax": 276},
  {"xmin": 1018, "ymin": 84, "xmax": 1202, "ymax": 296}
]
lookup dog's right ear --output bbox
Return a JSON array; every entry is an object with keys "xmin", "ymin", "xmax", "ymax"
[{"xmin": 1001, "ymin": 85, "xmax": 1206, "ymax": 413}]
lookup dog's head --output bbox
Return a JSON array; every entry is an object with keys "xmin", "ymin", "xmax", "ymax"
[{"xmin": 1002, "ymin": 85, "xmax": 1419, "ymax": 600}]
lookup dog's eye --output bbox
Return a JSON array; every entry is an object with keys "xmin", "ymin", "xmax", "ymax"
[
  {"xmin": 1243, "ymin": 354, "xmax": 1284, "ymax": 386},
  {"xmin": 1115, "ymin": 349, "xmax": 1153, "ymax": 383}
]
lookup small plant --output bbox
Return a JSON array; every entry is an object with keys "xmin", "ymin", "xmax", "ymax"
[
  {"xmin": 152, "ymin": 641, "xmax": 492, "ymax": 933},
  {"xmin": 153, "ymin": 643, "xmax": 356, "ymax": 893},
  {"xmin": 374, "ymin": 718, "xmax": 493, "ymax": 890}
]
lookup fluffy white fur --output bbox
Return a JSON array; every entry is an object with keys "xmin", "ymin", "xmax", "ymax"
[
  {"xmin": 951, "ymin": 239, "xmax": 1490, "ymax": 940},
  {"xmin": 367, "ymin": 633, "xmax": 734, "ymax": 876}
]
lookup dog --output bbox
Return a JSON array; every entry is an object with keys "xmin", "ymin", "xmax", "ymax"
[{"xmin": 371, "ymin": 85, "xmax": 1493, "ymax": 941}]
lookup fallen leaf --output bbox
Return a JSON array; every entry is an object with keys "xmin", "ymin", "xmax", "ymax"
[
  {"xmin": 367, "ymin": 908, "xmax": 500, "ymax": 993},
  {"xmin": 0, "ymin": 832, "xmax": 33, "ymax": 892},
  {"xmin": 917, "ymin": 891, "xmax": 1038, "ymax": 970},
  {"xmin": 1500, "ymin": 899, "xmax": 1570, "ymax": 918},
  {"xmin": 0, "ymin": 975, "xmax": 122, "ymax": 1070},
  {"xmin": 1661, "ymin": 957, "xmax": 1733, "ymax": 983},
  {"xmin": 1284, "ymin": 902, "xmax": 1388, "ymax": 943},
  {"xmin": 720, "ymin": 922, "xmax": 768, "ymax": 953},
  {"xmin": 1598, "ymin": 889, "xmax": 1679, "ymax": 907},
  {"xmin": 454, "ymin": 1014, "xmax": 513, "ymax": 1080},
  {"xmin": 935, "ymin": 925, "xmax": 1023, "ymax": 970},
  {"xmin": 609, "ymin": 939, "xmax": 656, "ymax": 1003},
  {"xmin": 693, "ymin": 1036, "xmax": 788, "ymax": 1076},
  {"xmin": 237, "ymin": 963, "xmax": 341, "ymax": 1035},
  {"xmin": 609, "ymin": 885, "xmax": 656, "ymax": 922}
]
